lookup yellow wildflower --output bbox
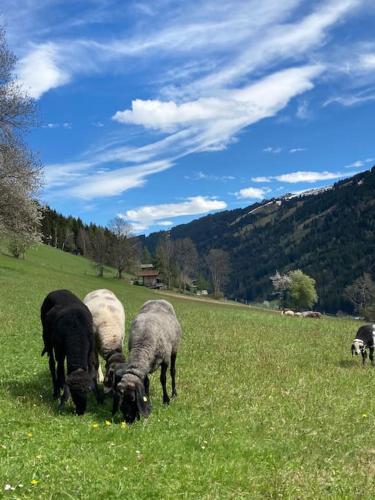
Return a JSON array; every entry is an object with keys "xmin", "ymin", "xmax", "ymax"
[
  {"xmin": 105, "ymin": 420, "xmax": 112, "ymax": 426},
  {"xmin": 120, "ymin": 422, "xmax": 127, "ymax": 429},
  {"xmin": 30, "ymin": 479, "xmax": 39, "ymax": 486},
  {"xmin": 27, "ymin": 432, "xmax": 33, "ymax": 438},
  {"xmin": 91, "ymin": 422, "xmax": 99, "ymax": 429}
]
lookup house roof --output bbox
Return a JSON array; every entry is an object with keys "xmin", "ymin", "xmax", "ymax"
[{"xmin": 138, "ymin": 269, "xmax": 159, "ymax": 277}]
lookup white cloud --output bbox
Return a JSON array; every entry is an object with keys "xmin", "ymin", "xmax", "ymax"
[
  {"xmin": 16, "ymin": 43, "xmax": 70, "ymax": 99},
  {"xmin": 44, "ymin": 160, "xmax": 172, "ymax": 199},
  {"xmin": 324, "ymin": 92, "xmax": 375, "ymax": 107},
  {"xmin": 296, "ymin": 99, "xmax": 310, "ymax": 119},
  {"xmin": 263, "ymin": 146, "xmax": 282, "ymax": 154},
  {"xmin": 157, "ymin": 220, "xmax": 173, "ymax": 226},
  {"xmin": 289, "ymin": 147, "xmax": 306, "ymax": 153},
  {"xmin": 359, "ymin": 53, "xmax": 375, "ymax": 70},
  {"xmin": 251, "ymin": 176, "xmax": 272, "ymax": 183},
  {"xmin": 275, "ymin": 170, "xmax": 352, "ymax": 183},
  {"xmin": 234, "ymin": 187, "xmax": 268, "ymax": 199},
  {"xmin": 345, "ymin": 158, "xmax": 374, "ymax": 168},
  {"xmin": 252, "ymin": 170, "xmax": 358, "ymax": 184},
  {"xmin": 113, "ymin": 65, "xmax": 322, "ymax": 153},
  {"xmin": 122, "ymin": 196, "xmax": 227, "ymax": 231},
  {"xmin": 345, "ymin": 160, "xmax": 365, "ymax": 168},
  {"xmin": 181, "ymin": 0, "xmax": 362, "ymax": 96},
  {"xmin": 185, "ymin": 171, "xmax": 235, "ymax": 181},
  {"xmin": 65, "ymin": 161, "xmax": 173, "ymax": 199},
  {"xmin": 42, "ymin": 122, "xmax": 72, "ymax": 129}
]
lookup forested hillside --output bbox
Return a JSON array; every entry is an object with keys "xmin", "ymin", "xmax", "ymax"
[{"xmin": 143, "ymin": 168, "xmax": 375, "ymax": 313}]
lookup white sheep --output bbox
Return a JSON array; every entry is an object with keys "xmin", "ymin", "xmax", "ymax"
[
  {"xmin": 83, "ymin": 289, "xmax": 125, "ymax": 392},
  {"xmin": 282, "ymin": 309, "xmax": 295, "ymax": 317}
]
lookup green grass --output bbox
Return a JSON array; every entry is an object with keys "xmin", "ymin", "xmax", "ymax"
[{"xmin": 0, "ymin": 244, "xmax": 374, "ymax": 498}]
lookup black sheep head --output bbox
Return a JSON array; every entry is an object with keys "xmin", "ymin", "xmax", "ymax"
[
  {"xmin": 66, "ymin": 368, "xmax": 92, "ymax": 415},
  {"xmin": 104, "ymin": 362, "xmax": 128, "ymax": 394},
  {"xmin": 117, "ymin": 374, "xmax": 151, "ymax": 424}
]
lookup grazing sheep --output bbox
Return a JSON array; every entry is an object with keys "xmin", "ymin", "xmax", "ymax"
[
  {"xmin": 351, "ymin": 324, "xmax": 375, "ymax": 365},
  {"xmin": 294, "ymin": 312, "xmax": 303, "ymax": 317},
  {"xmin": 41, "ymin": 290, "xmax": 98, "ymax": 415},
  {"xmin": 301, "ymin": 311, "xmax": 321, "ymax": 318},
  {"xmin": 114, "ymin": 299, "xmax": 182, "ymax": 423},
  {"xmin": 83, "ymin": 289, "xmax": 126, "ymax": 393},
  {"xmin": 107, "ymin": 362, "xmax": 128, "ymax": 399},
  {"xmin": 282, "ymin": 309, "xmax": 295, "ymax": 317}
]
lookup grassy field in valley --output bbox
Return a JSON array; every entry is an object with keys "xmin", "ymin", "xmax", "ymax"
[{"xmin": 1, "ymin": 244, "xmax": 374, "ymax": 498}]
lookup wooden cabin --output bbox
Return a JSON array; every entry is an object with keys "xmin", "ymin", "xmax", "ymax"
[{"xmin": 137, "ymin": 264, "xmax": 162, "ymax": 288}]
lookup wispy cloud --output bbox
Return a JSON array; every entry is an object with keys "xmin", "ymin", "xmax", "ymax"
[
  {"xmin": 121, "ymin": 195, "xmax": 227, "ymax": 231},
  {"xmin": 252, "ymin": 170, "xmax": 356, "ymax": 184},
  {"xmin": 6, "ymin": 0, "xmax": 372, "ymax": 211},
  {"xmin": 44, "ymin": 160, "xmax": 173, "ymax": 199},
  {"xmin": 289, "ymin": 147, "xmax": 306, "ymax": 153},
  {"xmin": 345, "ymin": 158, "xmax": 374, "ymax": 168},
  {"xmin": 42, "ymin": 122, "xmax": 71, "ymax": 129},
  {"xmin": 184, "ymin": 171, "xmax": 235, "ymax": 181},
  {"xmin": 263, "ymin": 146, "xmax": 282, "ymax": 154},
  {"xmin": 324, "ymin": 88, "xmax": 375, "ymax": 107}
]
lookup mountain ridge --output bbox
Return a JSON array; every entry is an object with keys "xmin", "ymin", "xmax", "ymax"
[{"xmin": 143, "ymin": 167, "xmax": 375, "ymax": 313}]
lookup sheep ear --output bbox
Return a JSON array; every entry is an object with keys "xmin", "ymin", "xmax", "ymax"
[{"xmin": 136, "ymin": 382, "xmax": 151, "ymax": 417}]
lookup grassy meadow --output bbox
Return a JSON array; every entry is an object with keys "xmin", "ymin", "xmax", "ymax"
[{"xmin": 0, "ymin": 244, "xmax": 374, "ymax": 498}]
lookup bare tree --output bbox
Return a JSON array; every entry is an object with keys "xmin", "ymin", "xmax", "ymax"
[
  {"xmin": 0, "ymin": 26, "xmax": 42, "ymax": 256},
  {"xmin": 156, "ymin": 233, "xmax": 175, "ymax": 289},
  {"xmin": 174, "ymin": 238, "xmax": 198, "ymax": 291},
  {"xmin": 89, "ymin": 229, "xmax": 109, "ymax": 277},
  {"xmin": 77, "ymin": 227, "xmax": 89, "ymax": 256},
  {"xmin": 109, "ymin": 217, "xmax": 138, "ymax": 279},
  {"xmin": 205, "ymin": 249, "xmax": 230, "ymax": 299},
  {"xmin": 344, "ymin": 273, "xmax": 375, "ymax": 316}
]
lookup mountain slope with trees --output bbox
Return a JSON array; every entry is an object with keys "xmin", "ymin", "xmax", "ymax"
[{"xmin": 143, "ymin": 167, "xmax": 375, "ymax": 313}]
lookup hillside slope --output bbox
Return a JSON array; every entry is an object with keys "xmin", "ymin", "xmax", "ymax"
[
  {"xmin": 144, "ymin": 167, "xmax": 375, "ymax": 312},
  {"xmin": 1, "ymin": 242, "xmax": 375, "ymax": 497}
]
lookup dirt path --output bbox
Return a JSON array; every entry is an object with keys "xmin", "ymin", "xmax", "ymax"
[{"xmin": 154, "ymin": 289, "xmax": 275, "ymax": 312}]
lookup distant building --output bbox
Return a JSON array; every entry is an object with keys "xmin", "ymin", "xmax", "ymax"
[{"xmin": 137, "ymin": 264, "xmax": 163, "ymax": 288}]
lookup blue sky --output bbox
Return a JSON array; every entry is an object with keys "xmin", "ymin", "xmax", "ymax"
[{"xmin": 2, "ymin": 0, "xmax": 375, "ymax": 233}]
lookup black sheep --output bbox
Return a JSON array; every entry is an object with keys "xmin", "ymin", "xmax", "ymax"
[
  {"xmin": 41, "ymin": 289, "xmax": 99, "ymax": 414},
  {"xmin": 351, "ymin": 324, "xmax": 375, "ymax": 365}
]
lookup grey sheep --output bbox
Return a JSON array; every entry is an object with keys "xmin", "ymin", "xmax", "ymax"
[{"xmin": 114, "ymin": 299, "xmax": 182, "ymax": 423}]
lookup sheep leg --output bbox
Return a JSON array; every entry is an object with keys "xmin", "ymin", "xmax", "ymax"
[
  {"xmin": 171, "ymin": 353, "xmax": 177, "ymax": 397},
  {"xmin": 160, "ymin": 362, "xmax": 170, "ymax": 405},
  {"xmin": 112, "ymin": 392, "xmax": 120, "ymax": 416},
  {"xmin": 48, "ymin": 351, "xmax": 59, "ymax": 398},
  {"xmin": 144, "ymin": 375, "xmax": 150, "ymax": 398},
  {"xmin": 370, "ymin": 347, "xmax": 374, "ymax": 366},
  {"xmin": 362, "ymin": 350, "xmax": 367, "ymax": 365},
  {"xmin": 98, "ymin": 364, "xmax": 104, "ymax": 383},
  {"xmin": 92, "ymin": 378, "xmax": 104, "ymax": 404},
  {"xmin": 58, "ymin": 384, "xmax": 70, "ymax": 411},
  {"xmin": 56, "ymin": 356, "xmax": 66, "ymax": 394}
]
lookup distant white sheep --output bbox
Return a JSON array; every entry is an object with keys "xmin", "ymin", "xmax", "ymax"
[
  {"xmin": 83, "ymin": 289, "xmax": 125, "ymax": 392},
  {"xmin": 282, "ymin": 309, "xmax": 295, "ymax": 317}
]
